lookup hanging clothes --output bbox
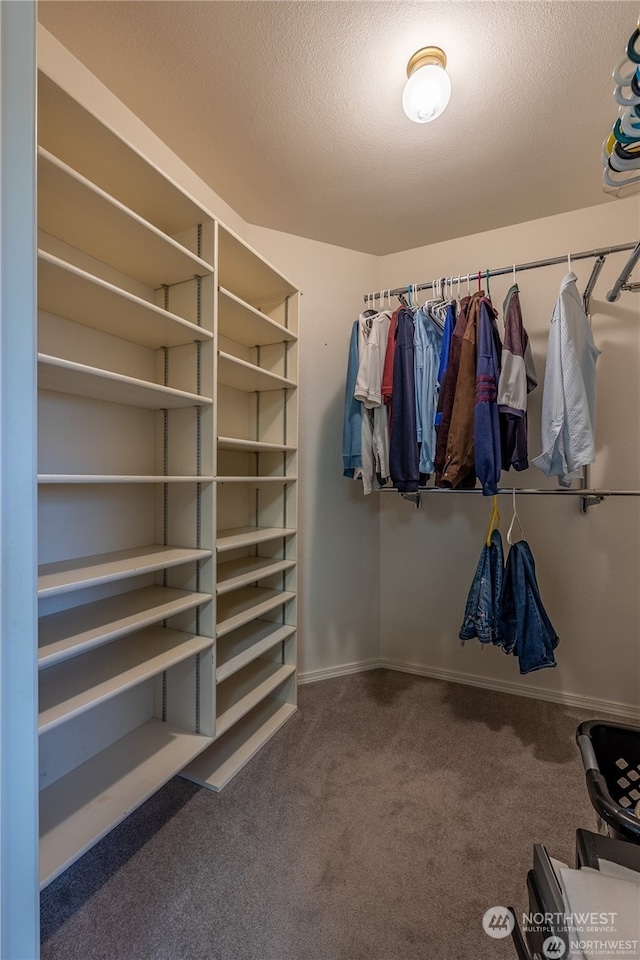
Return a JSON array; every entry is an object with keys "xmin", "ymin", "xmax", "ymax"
[
  {"xmin": 474, "ymin": 296, "xmax": 503, "ymax": 496},
  {"xmin": 497, "ymin": 284, "xmax": 538, "ymax": 472},
  {"xmin": 434, "ymin": 295, "xmax": 471, "ymax": 484},
  {"xmin": 434, "ymin": 300, "xmax": 457, "ymax": 430},
  {"xmin": 354, "ymin": 310, "xmax": 392, "ymax": 489},
  {"xmin": 439, "ymin": 291, "xmax": 484, "ymax": 489},
  {"xmin": 414, "ymin": 305, "xmax": 444, "ymax": 478},
  {"xmin": 497, "ymin": 539, "xmax": 559, "ymax": 674},
  {"xmin": 459, "ymin": 528, "xmax": 504, "ymax": 645},
  {"xmin": 381, "ymin": 308, "xmax": 400, "ymax": 431},
  {"xmin": 389, "ymin": 308, "xmax": 419, "ymax": 493},
  {"xmin": 532, "ymin": 272, "xmax": 601, "ymax": 486},
  {"xmin": 342, "ymin": 319, "xmax": 362, "ymax": 478}
]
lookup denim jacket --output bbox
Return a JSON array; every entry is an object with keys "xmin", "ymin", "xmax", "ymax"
[
  {"xmin": 498, "ymin": 539, "xmax": 559, "ymax": 674},
  {"xmin": 459, "ymin": 529, "xmax": 504, "ymax": 645}
]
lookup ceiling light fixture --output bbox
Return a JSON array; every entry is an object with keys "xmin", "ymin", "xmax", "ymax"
[{"xmin": 402, "ymin": 46, "xmax": 451, "ymax": 124}]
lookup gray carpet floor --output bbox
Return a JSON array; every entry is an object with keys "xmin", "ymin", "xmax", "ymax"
[{"xmin": 40, "ymin": 669, "xmax": 607, "ymax": 960}]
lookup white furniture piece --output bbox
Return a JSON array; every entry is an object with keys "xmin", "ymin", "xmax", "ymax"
[{"xmin": 37, "ymin": 70, "xmax": 299, "ymax": 888}]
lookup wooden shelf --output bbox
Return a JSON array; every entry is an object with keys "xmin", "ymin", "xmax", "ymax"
[
  {"xmin": 39, "ymin": 586, "xmax": 210, "ymax": 668},
  {"xmin": 216, "ymin": 586, "xmax": 295, "ymax": 638},
  {"xmin": 38, "ymin": 545, "xmax": 212, "ymax": 599},
  {"xmin": 38, "ymin": 251, "xmax": 213, "ymax": 348},
  {"xmin": 181, "ymin": 698, "xmax": 296, "ymax": 793},
  {"xmin": 38, "ymin": 475, "xmax": 215, "ymax": 484},
  {"xmin": 216, "ymin": 621, "xmax": 296, "ymax": 683},
  {"xmin": 38, "ymin": 73, "xmax": 211, "ymax": 238},
  {"xmin": 216, "ymin": 557, "xmax": 295, "ymax": 596},
  {"xmin": 216, "ymin": 526, "xmax": 296, "ymax": 554},
  {"xmin": 39, "ymin": 718, "xmax": 212, "ymax": 887},
  {"xmin": 38, "ymin": 148, "xmax": 213, "ymax": 288},
  {"xmin": 39, "ymin": 626, "xmax": 212, "ymax": 734},
  {"xmin": 218, "ymin": 287, "xmax": 297, "ymax": 347},
  {"xmin": 216, "ymin": 660, "xmax": 295, "ymax": 737},
  {"xmin": 218, "ymin": 226, "xmax": 297, "ymax": 307},
  {"xmin": 217, "ymin": 352, "xmax": 296, "ymax": 393},
  {"xmin": 38, "ymin": 353, "xmax": 213, "ymax": 410},
  {"xmin": 217, "ymin": 436, "xmax": 296, "ymax": 453}
]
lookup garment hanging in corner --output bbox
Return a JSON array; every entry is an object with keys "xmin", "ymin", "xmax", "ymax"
[
  {"xmin": 532, "ymin": 271, "xmax": 601, "ymax": 486},
  {"xmin": 342, "ymin": 318, "xmax": 363, "ymax": 479}
]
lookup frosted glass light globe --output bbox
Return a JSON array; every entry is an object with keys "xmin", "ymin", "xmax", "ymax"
[{"xmin": 402, "ymin": 63, "xmax": 451, "ymax": 123}]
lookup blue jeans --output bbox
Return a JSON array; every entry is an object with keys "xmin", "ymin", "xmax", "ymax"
[{"xmin": 498, "ymin": 540, "xmax": 559, "ymax": 674}]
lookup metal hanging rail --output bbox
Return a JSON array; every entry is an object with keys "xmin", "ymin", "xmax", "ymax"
[
  {"xmin": 363, "ymin": 241, "xmax": 638, "ymax": 303},
  {"xmin": 377, "ymin": 486, "xmax": 640, "ymax": 512},
  {"xmin": 606, "ymin": 240, "xmax": 640, "ymax": 302}
]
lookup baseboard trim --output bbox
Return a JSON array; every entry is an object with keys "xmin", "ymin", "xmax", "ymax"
[
  {"xmin": 298, "ymin": 659, "xmax": 382, "ymax": 685},
  {"xmin": 299, "ymin": 657, "xmax": 638, "ymax": 720},
  {"xmin": 379, "ymin": 657, "xmax": 640, "ymax": 721}
]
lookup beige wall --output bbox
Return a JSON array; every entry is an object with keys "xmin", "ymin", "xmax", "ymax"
[
  {"xmin": 247, "ymin": 226, "xmax": 381, "ymax": 677},
  {"xmin": 378, "ymin": 199, "xmax": 640, "ymax": 715}
]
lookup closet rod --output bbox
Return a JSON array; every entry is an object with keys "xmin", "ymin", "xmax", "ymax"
[
  {"xmin": 606, "ymin": 239, "xmax": 640, "ymax": 302},
  {"xmin": 363, "ymin": 241, "xmax": 637, "ymax": 303},
  {"xmin": 377, "ymin": 488, "xmax": 640, "ymax": 496},
  {"xmin": 378, "ymin": 486, "xmax": 640, "ymax": 513}
]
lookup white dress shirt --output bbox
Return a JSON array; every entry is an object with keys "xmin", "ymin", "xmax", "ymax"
[{"xmin": 532, "ymin": 272, "xmax": 601, "ymax": 487}]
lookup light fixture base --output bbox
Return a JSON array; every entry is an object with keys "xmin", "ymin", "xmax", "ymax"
[{"xmin": 406, "ymin": 46, "xmax": 447, "ymax": 78}]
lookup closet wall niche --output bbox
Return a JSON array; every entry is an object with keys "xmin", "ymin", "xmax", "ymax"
[{"xmin": 36, "ymin": 70, "xmax": 299, "ymax": 887}]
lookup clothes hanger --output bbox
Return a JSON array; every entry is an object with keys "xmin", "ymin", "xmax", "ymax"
[
  {"xmin": 614, "ymin": 79, "xmax": 640, "ymax": 107},
  {"xmin": 612, "ymin": 117, "xmax": 640, "ymax": 146},
  {"xmin": 620, "ymin": 111, "xmax": 640, "ymax": 135},
  {"xmin": 603, "ymin": 163, "xmax": 640, "ymax": 190},
  {"xmin": 627, "ymin": 25, "xmax": 640, "ymax": 65},
  {"xmin": 507, "ymin": 488, "xmax": 526, "ymax": 546},
  {"xmin": 485, "ymin": 269, "xmax": 491, "ymax": 299},
  {"xmin": 485, "ymin": 495, "xmax": 500, "ymax": 547},
  {"xmin": 613, "ymin": 56, "xmax": 640, "ymax": 87}
]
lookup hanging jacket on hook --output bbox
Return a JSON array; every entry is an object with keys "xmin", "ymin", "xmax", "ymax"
[
  {"xmin": 439, "ymin": 292, "xmax": 484, "ymax": 489},
  {"xmin": 498, "ymin": 285, "xmax": 538, "ymax": 472},
  {"xmin": 390, "ymin": 308, "xmax": 420, "ymax": 493},
  {"xmin": 498, "ymin": 539, "xmax": 559, "ymax": 674},
  {"xmin": 459, "ymin": 528, "xmax": 504, "ymax": 645},
  {"xmin": 342, "ymin": 319, "xmax": 362, "ymax": 478},
  {"xmin": 474, "ymin": 296, "xmax": 503, "ymax": 496}
]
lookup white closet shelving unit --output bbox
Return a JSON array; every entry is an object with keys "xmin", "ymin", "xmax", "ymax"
[
  {"xmin": 37, "ymin": 69, "xmax": 299, "ymax": 886},
  {"xmin": 181, "ymin": 226, "xmax": 299, "ymax": 792}
]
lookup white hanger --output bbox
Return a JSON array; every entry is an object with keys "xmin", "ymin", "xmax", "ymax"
[
  {"xmin": 619, "ymin": 106, "xmax": 640, "ymax": 137},
  {"xmin": 613, "ymin": 57, "xmax": 640, "ymax": 87},
  {"xmin": 513, "ymin": 263, "xmax": 517, "ymax": 286},
  {"xmin": 567, "ymin": 252, "xmax": 572, "ymax": 272},
  {"xmin": 507, "ymin": 488, "xmax": 526, "ymax": 545},
  {"xmin": 603, "ymin": 164, "xmax": 640, "ymax": 190},
  {"xmin": 614, "ymin": 81, "xmax": 640, "ymax": 107}
]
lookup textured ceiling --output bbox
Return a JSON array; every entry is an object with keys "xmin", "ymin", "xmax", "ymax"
[{"xmin": 39, "ymin": 1, "xmax": 639, "ymax": 256}]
